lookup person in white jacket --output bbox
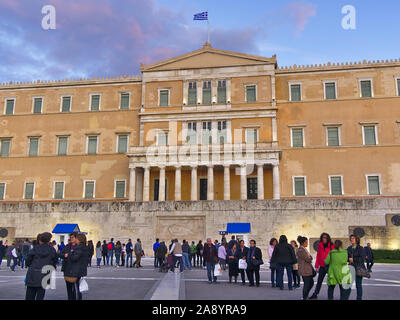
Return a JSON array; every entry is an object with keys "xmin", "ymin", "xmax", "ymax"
[
  {"xmin": 268, "ymin": 238, "xmax": 278, "ymax": 287},
  {"xmin": 10, "ymin": 243, "xmax": 19, "ymax": 272}
]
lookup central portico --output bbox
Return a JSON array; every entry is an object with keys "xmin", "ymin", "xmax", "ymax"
[{"xmin": 128, "ymin": 43, "xmax": 281, "ymax": 202}]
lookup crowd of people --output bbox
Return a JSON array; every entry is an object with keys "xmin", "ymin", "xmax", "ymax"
[{"xmin": 0, "ymin": 231, "xmax": 375, "ymax": 300}]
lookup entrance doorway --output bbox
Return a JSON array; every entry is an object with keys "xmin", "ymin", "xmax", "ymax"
[{"xmin": 200, "ymin": 178, "xmax": 207, "ymax": 200}]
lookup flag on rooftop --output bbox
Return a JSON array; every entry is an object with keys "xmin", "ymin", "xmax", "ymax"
[{"xmin": 194, "ymin": 12, "xmax": 208, "ymax": 21}]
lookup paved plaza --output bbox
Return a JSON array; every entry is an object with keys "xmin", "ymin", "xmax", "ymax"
[{"xmin": 0, "ymin": 258, "xmax": 399, "ymax": 300}]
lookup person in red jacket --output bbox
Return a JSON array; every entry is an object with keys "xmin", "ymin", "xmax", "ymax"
[{"xmin": 309, "ymin": 233, "xmax": 334, "ymax": 300}]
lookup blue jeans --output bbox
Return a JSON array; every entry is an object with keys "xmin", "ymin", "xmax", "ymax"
[
  {"xmin": 21, "ymin": 255, "xmax": 28, "ymax": 268},
  {"xmin": 182, "ymin": 253, "xmax": 191, "ymax": 269},
  {"xmin": 115, "ymin": 254, "xmax": 121, "ymax": 266},
  {"xmin": 277, "ymin": 263, "xmax": 293, "ymax": 289},
  {"xmin": 171, "ymin": 256, "xmax": 184, "ymax": 272},
  {"xmin": 11, "ymin": 257, "xmax": 18, "ymax": 271},
  {"xmin": 96, "ymin": 258, "xmax": 101, "ymax": 267},
  {"xmin": 126, "ymin": 253, "xmax": 133, "ymax": 267},
  {"xmin": 206, "ymin": 261, "xmax": 217, "ymax": 282},
  {"xmin": 107, "ymin": 250, "xmax": 114, "ymax": 266},
  {"xmin": 354, "ymin": 275, "xmax": 363, "ymax": 300},
  {"xmin": 154, "ymin": 254, "xmax": 158, "ymax": 268}
]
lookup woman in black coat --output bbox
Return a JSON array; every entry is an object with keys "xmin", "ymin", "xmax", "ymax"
[
  {"xmin": 25, "ymin": 232, "xmax": 58, "ymax": 300},
  {"xmin": 227, "ymin": 243, "xmax": 239, "ymax": 283},
  {"xmin": 63, "ymin": 233, "xmax": 89, "ymax": 300},
  {"xmin": 347, "ymin": 234, "xmax": 366, "ymax": 300},
  {"xmin": 246, "ymin": 240, "xmax": 263, "ymax": 287},
  {"xmin": 236, "ymin": 240, "xmax": 249, "ymax": 285}
]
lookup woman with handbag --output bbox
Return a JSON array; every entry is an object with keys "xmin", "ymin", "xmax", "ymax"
[
  {"xmin": 324, "ymin": 240, "xmax": 351, "ymax": 300},
  {"xmin": 347, "ymin": 234, "xmax": 367, "ymax": 300},
  {"xmin": 246, "ymin": 240, "xmax": 263, "ymax": 287},
  {"xmin": 227, "ymin": 243, "xmax": 239, "ymax": 283},
  {"xmin": 296, "ymin": 236, "xmax": 315, "ymax": 300},
  {"xmin": 236, "ymin": 240, "xmax": 249, "ymax": 286}
]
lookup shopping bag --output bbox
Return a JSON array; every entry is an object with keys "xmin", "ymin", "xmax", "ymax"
[
  {"xmin": 214, "ymin": 263, "xmax": 222, "ymax": 276},
  {"xmin": 239, "ymin": 259, "xmax": 247, "ymax": 270},
  {"xmin": 79, "ymin": 278, "xmax": 89, "ymax": 292}
]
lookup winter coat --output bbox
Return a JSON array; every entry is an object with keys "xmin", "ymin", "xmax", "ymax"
[
  {"xmin": 271, "ymin": 242, "xmax": 297, "ymax": 265},
  {"xmin": 95, "ymin": 247, "xmax": 102, "ymax": 259},
  {"xmin": 292, "ymin": 247, "xmax": 299, "ymax": 271},
  {"xmin": 156, "ymin": 244, "xmax": 168, "ymax": 259},
  {"xmin": 203, "ymin": 244, "xmax": 218, "ymax": 263},
  {"xmin": 101, "ymin": 244, "xmax": 108, "ymax": 256},
  {"xmin": 196, "ymin": 243, "xmax": 204, "ymax": 254},
  {"xmin": 153, "ymin": 242, "xmax": 160, "ymax": 253},
  {"xmin": 236, "ymin": 246, "xmax": 249, "ymax": 261},
  {"xmin": 324, "ymin": 248, "xmax": 352, "ymax": 286},
  {"xmin": 297, "ymin": 246, "xmax": 313, "ymax": 277},
  {"xmin": 182, "ymin": 243, "xmax": 191, "ymax": 254},
  {"xmin": 171, "ymin": 242, "xmax": 183, "ymax": 255},
  {"xmin": 227, "ymin": 247, "xmax": 238, "ymax": 264},
  {"xmin": 315, "ymin": 241, "xmax": 335, "ymax": 269},
  {"xmin": 6, "ymin": 246, "xmax": 13, "ymax": 257},
  {"xmin": 63, "ymin": 243, "xmax": 89, "ymax": 278},
  {"xmin": 134, "ymin": 242, "xmax": 142, "ymax": 254},
  {"xmin": 59, "ymin": 243, "xmax": 74, "ymax": 272},
  {"xmin": 114, "ymin": 246, "xmax": 122, "ymax": 256},
  {"xmin": 246, "ymin": 246, "xmax": 263, "ymax": 270},
  {"xmin": 25, "ymin": 244, "xmax": 58, "ymax": 288},
  {"xmin": 364, "ymin": 246, "xmax": 374, "ymax": 261},
  {"xmin": 347, "ymin": 245, "xmax": 366, "ymax": 270},
  {"xmin": 0, "ymin": 244, "xmax": 5, "ymax": 258}
]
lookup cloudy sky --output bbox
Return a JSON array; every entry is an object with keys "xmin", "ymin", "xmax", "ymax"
[{"xmin": 1, "ymin": 0, "xmax": 399, "ymax": 82}]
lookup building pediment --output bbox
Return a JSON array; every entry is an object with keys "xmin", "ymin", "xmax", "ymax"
[{"xmin": 141, "ymin": 43, "xmax": 276, "ymax": 72}]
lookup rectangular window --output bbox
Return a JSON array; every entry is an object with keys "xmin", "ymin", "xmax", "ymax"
[
  {"xmin": 202, "ymin": 121, "xmax": 212, "ymax": 145},
  {"xmin": 327, "ymin": 127, "xmax": 340, "ymax": 146},
  {"xmin": 291, "ymin": 128, "xmax": 304, "ymax": 148},
  {"xmin": 117, "ymin": 135, "xmax": 128, "ymax": 153},
  {"xmin": 290, "ymin": 84, "xmax": 301, "ymax": 102},
  {"xmin": 246, "ymin": 128, "xmax": 258, "ymax": 144},
  {"xmin": 84, "ymin": 181, "xmax": 95, "ymax": 199},
  {"xmin": 115, "ymin": 180, "xmax": 126, "ymax": 198},
  {"xmin": 24, "ymin": 182, "xmax": 35, "ymax": 200},
  {"xmin": 159, "ymin": 90, "xmax": 169, "ymax": 107},
  {"xmin": 293, "ymin": 177, "xmax": 306, "ymax": 196},
  {"xmin": 217, "ymin": 120, "xmax": 227, "ymax": 144},
  {"xmin": 325, "ymin": 82, "xmax": 337, "ymax": 100},
  {"xmin": 246, "ymin": 85, "xmax": 256, "ymax": 102},
  {"xmin": 120, "ymin": 93, "xmax": 130, "ymax": 110},
  {"xmin": 188, "ymin": 82, "xmax": 197, "ymax": 105},
  {"xmin": 28, "ymin": 138, "xmax": 39, "ymax": 157},
  {"xmin": 53, "ymin": 182, "xmax": 64, "ymax": 199},
  {"xmin": 363, "ymin": 126, "xmax": 377, "ymax": 146},
  {"xmin": 0, "ymin": 139, "xmax": 11, "ymax": 157},
  {"xmin": 360, "ymin": 80, "xmax": 372, "ymax": 98},
  {"xmin": 57, "ymin": 137, "xmax": 68, "ymax": 156},
  {"xmin": 90, "ymin": 94, "xmax": 100, "ymax": 111},
  {"xmin": 87, "ymin": 136, "xmax": 98, "ymax": 154},
  {"xmin": 202, "ymin": 81, "xmax": 212, "ymax": 105},
  {"xmin": 61, "ymin": 96, "xmax": 71, "ymax": 113},
  {"xmin": 0, "ymin": 183, "xmax": 5, "ymax": 200},
  {"xmin": 157, "ymin": 131, "xmax": 168, "ymax": 146},
  {"xmin": 33, "ymin": 98, "xmax": 42, "ymax": 114},
  {"xmin": 247, "ymin": 177, "xmax": 258, "ymax": 199},
  {"xmin": 217, "ymin": 80, "xmax": 226, "ymax": 104},
  {"xmin": 186, "ymin": 122, "xmax": 197, "ymax": 144},
  {"xmin": 5, "ymin": 99, "xmax": 14, "ymax": 115},
  {"xmin": 397, "ymin": 79, "xmax": 400, "ymax": 96},
  {"xmin": 330, "ymin": 176, "xmax": 343, "ymax": 195},
  {"xmin": 367, "ymin": 176, "xmax": 380, "ymax": 195}
]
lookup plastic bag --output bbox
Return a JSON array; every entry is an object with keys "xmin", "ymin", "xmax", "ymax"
[
  {"xmin": 79, "ymin": 278, "xmax": 89, "ymax": 292},
  {"xmin": 214, "ymin": 263, "xmax": 222, "ymax": 276},
  {"xmin": 239, "ymin": 259, "xmax": 247, "ymax": 270}
]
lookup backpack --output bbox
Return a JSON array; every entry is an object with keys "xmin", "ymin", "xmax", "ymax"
[{"xmin": 107, "ymin": 243, "xmax": 113, "ymax": 250}]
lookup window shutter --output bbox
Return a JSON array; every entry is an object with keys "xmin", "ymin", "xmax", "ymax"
[
  {"xmin": 88, "ymin": 136, "xmax": 98, "ymax": 154},
  {"xmin": 290, "ymin": 85, "xmax": 301, "ymax": 101},
  {"xmin": 54, "ymin": 182, "xmax": 64, "ymax": 199},
  {"xmin": 327, "ymin": 127, "xmax": 339, "ymax": 146},
  {"xmin": 330, "ymin": 177, "xmax": 342, "ymax": 195},
  {"xmin": 91, "ymin": 95, "xmax": 100, "ymax": 111},
  {"xmin": 364, "ymin": 126, "xmax": 376, "ymax": 145},
  {"xmin": 33, "ymin": 98, "xmax": 42, "ymax": 114},
  {"xmin": 6, "ymin": 100, "xmax": 14, "ymax": 115},
  {"xmin": 0, "ymin": 183, "xmax": 5, "ymax": 200},
  {"xmin": 29, "ymin": 138, "xmax": 39, "ymax": 156},
  {"xmin": 85, "ymin": 182, "xmax": 95, "ymax": 199},
  {"xmin": 120, "ymin": 93, "xmax": 130, "ymax": 110},
  {"xmin": 368, "ymin": 176, "xmax": 380, "ymax": 195},
  {"xmin": 62, "ymin": 97, "xmax": 71, "ymax": 112},
  {"xmin": 325, "ymin": 83, "xmax": 336, "ymax": 100},
  {"xmin": 246, "ymin": 86, "xmax": 256, "ymax": 102},
  {"xmin": 118, "ymin": 135, "xmax": 128, "ymax": 153},
  {"xmin": 292, "ymin": 128, "xmax": 304, "ymax": 147},
  {"xmin": 294, "ymin": 178, "xmax": 305, "ymax": 196},
  {"xmin": 115, "ymin": 181, "xmax": 126, "ymax": 198},
  {"xmin": 361, "ymin": 81, "xmax": 372, "ymax": 98},
  {"xmin": 25, "ymin": 183, "xmax": 34, "ymax": 200},
  {"xmin": 1, "ymin": 140, "xmax": 10, "ymax": 157}
]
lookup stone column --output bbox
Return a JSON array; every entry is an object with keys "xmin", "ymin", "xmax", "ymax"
[
  {"xmin": 223, "ymin": 165, "xmax": 230, "ymax": 200},
  {"xmin": 240, "ymin": 165, "xmax": 247, "ymax": 200},
  {"xmin": 175, "ymin": 166, "xmax": 181, "ymax": 201},
  {"xmin": 159, "ymin": 166, "xmax": 166, "ymax": 201},
  {"xmin": 207, "ymin": 165, "xmax": 214, "ymax": 200},
  {"xmin": 272, "ymin": 116, "xmax": 278, "ymax": 146},
  {"xmin": 191, "ymin": 166, "xmax": 198, "ymax": 201},
  {"xmin": 257, "ymin": 164, "xmax": 264, "ymax": 200},
  {"xmin": 129, "ymin": 167, "xmax": 136, "ymax": 201},
  {"xmin": 273, "ymin": 164, "xmax": 280, "ymax": 200},
  {"xmin": 143, "ymin": 166, "xmax": 150, "ymax": 202}
]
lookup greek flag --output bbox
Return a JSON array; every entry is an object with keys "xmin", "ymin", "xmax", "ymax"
[{"xmin": 194, "ymin": 12, "xmax": 208, "ymax": 20}]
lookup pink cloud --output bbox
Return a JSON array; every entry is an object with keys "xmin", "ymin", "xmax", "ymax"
[{"xmin": 286, "ymin": 1, "xmax": 316, "ymax": 35}]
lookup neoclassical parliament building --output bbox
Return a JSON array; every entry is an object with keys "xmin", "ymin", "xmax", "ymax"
[{"xmin": 0, "ymin": 43, "xmax": 399, "ymax": 251}]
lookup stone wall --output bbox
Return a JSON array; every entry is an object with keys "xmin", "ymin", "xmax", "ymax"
[{"xmin": 0, "ymin": 198, "xmax": 399, "ymax": 254}]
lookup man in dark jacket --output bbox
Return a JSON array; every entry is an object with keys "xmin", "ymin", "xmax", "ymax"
[
  {"xmin": 203, "ymin": 238, "xmax": 218, "ymax": 283},
  {"xmin": 126, "ymin": 239, "xmax": 133, "ymax": 268},
  {"xmin": 228, "ymin": 236, "xmax": 239, "ymax": 249},
  {"xmin": 0, "ymin": 240, "xmax": 5, "ymax": 268},
  {"xmin": 25, "ymin": 233, "xmax": 58, "ymax": 300},
  {"xmin": 21, "ymin": 239, "xmax": 31, "ymax": 269},
  {"xmin": 271, "ymin": 235, "xmax": 297, "ymax": 290},
  {"xmin": 246, "ymin": 240, "xmax": 263, "ymax": 287},
  {"xmin": 364, "ymin": 243, "xmax": 374, "ymax": 272},
  {"xmin": 156, "ymin": 242, "xmax": 168, "ymax": 272},
  {"xmin": 101, "ymin": 240, "xmax": 108, "ymax": 266},
  {"xmin": 236, "ymin": 240, "xmax": 249, "ymax": 285}
]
